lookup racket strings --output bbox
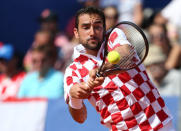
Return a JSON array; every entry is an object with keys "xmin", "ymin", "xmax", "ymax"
[
  {"xmin": 122, "ymin": 44, "xmax": 145, "ymax": 68},
  {"xmin": 116, "ymin": 48, "xmax": 137, "ymax": 69},
  {"xmin": 120, "ymin": 26, "xmax": 145, "ymax": 68},
  {"xmin": 97, "ymin": 22, "xmax": 148, "ymax": 77}
]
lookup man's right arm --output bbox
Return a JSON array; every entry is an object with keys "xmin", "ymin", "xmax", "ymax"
[
  {"xmin": 67, "ymin": 82, "xmax": 89, "ymax": 124},
  {"xmin": 68, "ymin": 102, "xmax": 87, "ymax": 123},
  {"xmin": 65, "ymin": 68, "xmax": 104, "ymax": 123}
]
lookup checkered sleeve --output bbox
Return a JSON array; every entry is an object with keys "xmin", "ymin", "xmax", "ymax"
[
  {"xmin": 107, "ymin": 28, "xmax": 131, "ymax": 51},
  {"xmin": 64, "ymin": 64, "xmax": 81, "ymax": 104}
]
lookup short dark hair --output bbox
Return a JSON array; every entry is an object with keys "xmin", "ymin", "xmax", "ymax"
[
  {"xmin": 75, "ymin": 6, "xmax": 106, "ymax": 30},
  {"xmin": 103, "ymin": 5, "xmax": 119, "ymax": 20},
  {"xmin": 31, "ymin": 44, "xmax": 58, "ymax": 60}
]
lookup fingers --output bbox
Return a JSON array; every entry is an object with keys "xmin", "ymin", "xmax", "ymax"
[
  {"xmin": 87, "ymin": 75, "xmax": 105, "ymax": 89},
  {"xmin": 70, "ymin": 83, "xmax": 91, "ymax": 99},
  {"xmin": 89, "ymin": 68, "xmax": 97, "ymax": 80},
  {"xmin": 95, "ymin": 76, "xmax": 105, "ymax": 83},
  {"xmin": 80, "ymin": 83, "xmax": 92, "ymax": 93},
  {"xmin": 70, "ymin": 68, "xmax": 105, "ymax": 99},
  {"xmin": 72, "ymin": 88, "xmax": 90, "ymax": 99},
  {"xmin": 101, "ymin": 62, "xmax": 114, "ymax": 72}
]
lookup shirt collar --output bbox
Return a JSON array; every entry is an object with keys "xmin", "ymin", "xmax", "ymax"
[
  {"xmin": 73, "ymin": 42, "xmax": 105, "ymax": 59},
  {"xmin": 72, "ymin": 44, "xmax": 86, "ymax": 60}
]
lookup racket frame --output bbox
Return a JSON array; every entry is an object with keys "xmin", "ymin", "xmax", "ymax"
[{"xmin": 97, "ymin": 21, "xmax": 149, "ymax": 77}]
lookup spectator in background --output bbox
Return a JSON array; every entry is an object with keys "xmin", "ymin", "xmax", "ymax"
[
  {"xmin": 159, "ymin": 0, "xmax": 181, "ymax": 44},
  {"xmin": 100, "ymin": 0, "xmax": 143, "ymax": 26},
  {"xmin": 54, "ymin": 33, "xmax": 74, "ymax": 72},
  {"xmin": 103, "ymin": 5, "xmax": 119, "ymax": 31},
  {"xmin": 37, "ymin": 8, "xmax": 71, "ymax": 46},
  {"xmin": 148, "ymin": 23, "xmax": 181, "ymax": 69},
  {"xmin": 23, "ymin": 30, "xmax": 54, "ymax": 72},
  {"xmin": 99, "ymin": 0, "xmax": 119, "ymax": 8},
  {"xmin": 0, "ymin": 42, "xmax": 25, "ymax": 100},
  {"xmin": 18, "ymin": 45, "xmax": 64, "ymax": 99},
  {"xmin": 144, "ymin": 44, "xmax": 181, "ymax": 96},
  {"xmin": 38, "ymin": 9, "xmax": 59, "ymax": 37},
  {"xmin": 78, "ymin": 0, "xmax": 100, "ymax": 7},
  {"xmin": 33, "ymin": 30, "xmax": 55, "ymax": 46},
  {"xmin": 37, "ymin": 8, "xmax": 74, "ymax": 72},
  {"xmin": 152, "ymin": 10, "xmax": 181, "ymax": 47},
  {"xmin": 117, "ymin": 0, "xmax": 143, "ymax": 26}
]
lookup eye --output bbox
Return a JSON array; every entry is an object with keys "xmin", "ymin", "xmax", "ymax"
[
  {"xmin": 83, "ymin": 27, "xmax": 89, "ymax": 29},
  {"xmin": 82, "ymin": 26, "xmax": 90, "ymax": 30},
  {"xmin": 94, "ymin": 25, "xmax": 103, "ymax": 30}
]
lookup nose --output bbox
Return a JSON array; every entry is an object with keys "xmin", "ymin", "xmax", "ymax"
[{"xmin": 89, "ymin": 26, "xmax": 95, "ymax": 36}]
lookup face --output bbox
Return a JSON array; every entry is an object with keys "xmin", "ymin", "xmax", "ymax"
[
  {"xmin": 31, "ymin": 51, "xmax": 51, "ymax": 72},
  {"xmin": 149, "ymin": 25, "xmax": 166, "ymax": 45},
  {"xmin": 148, "ymin": 24, "xmax": 171, "ymax": 55},
  {"xmin": 74, "ymin": 13, "xmax": 104, "ymax": 52},
  {"xmin": 104, "ymin": 7, "xmax": 117, "ymax": 30},
  {"xmin": 41, "ymin": 21, "xmax": 57, "ymax": 32},
  {"xmin": 146, "ymin": 63, "xmax": 167, "ymax": 83},
  {"xmin": 84, "ymin": 1, "xmax": 99, "ymax": 7},
  {"xmin": 0, "ymin": 58, "xmax": 17, "ymax": 74},
  {"xmin": 0, "ymin": 59, "xmax": 7, "ymax": 73},
  {"xmin": 34, "ymin": 32, "xmax": 51, "ymax": 46}
]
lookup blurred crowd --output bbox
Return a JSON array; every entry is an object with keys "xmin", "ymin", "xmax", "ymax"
[{"xmin": 0, "ymin": 0, "xmax": 181, "ymax": 101}]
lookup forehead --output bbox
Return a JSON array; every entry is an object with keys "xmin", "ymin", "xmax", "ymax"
[
  {"xmin": 36, "ymin": 32, "xmax": 50, "ymax": 36},
  {"xmin": 32, "ymin": 51, "xmax": 45, "ymax": 57},
  {"xmin": 149, "ymin": 25, "xmax": 163, "ymax": 33},
  {"xmin": 78, "ymin": 13, "xmax": 103, "ymax": 25},
  {"xmin": 104, "ymin": 7, "xmax": 117, "ymax": 16}
]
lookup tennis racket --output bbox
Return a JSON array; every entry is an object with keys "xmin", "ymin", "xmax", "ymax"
[{"xmin": 96, "ymin": 21, "xmax": 149, "ymax": 77}]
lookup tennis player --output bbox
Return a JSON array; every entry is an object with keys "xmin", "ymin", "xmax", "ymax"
[{"xmin": 64, "ymin": 6, "xmax": 174, "ymax": 131}]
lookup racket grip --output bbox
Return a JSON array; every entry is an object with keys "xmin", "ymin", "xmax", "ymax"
[
  {"xmin": 96, "ymin": 72, "xmax": 101, "ymax": 77},
  {"xmin": 96, "ymin": 71, "xmax": 103, "ymax": 77}
]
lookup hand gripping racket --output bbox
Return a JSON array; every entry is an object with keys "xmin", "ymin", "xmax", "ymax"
[{"xmin": 96, "ymin": 21, "xmax": 149, "ymax": 77}]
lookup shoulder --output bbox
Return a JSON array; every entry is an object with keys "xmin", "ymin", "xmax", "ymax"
[
  {"xmin": 17, "ymin": 71, "xmax": 26, "ymax": 77},
  {"xmin": 23, "ymin": 71, "xmax": 38, "ymax": 81},
  {"xmin": 50, "ymin": 69, "xmax": 64, "ymax": 79},
  {"xmin": 0, "ymin": 74, "xmax": 5, "ymax": 81},
  {"xmin": 64, "ymin": 62, "xmax": 81, "ymax": 84},
  {"xmin": 20, "ymin": 72, "xmax": 38, "ymax": 89},
  {"xmin": 65, "ymin": 62, "xmax": 79, "ymax": 74},
  {"xmin": 110, "ymin": 28, "xmax": 128, "ymax": 41}
]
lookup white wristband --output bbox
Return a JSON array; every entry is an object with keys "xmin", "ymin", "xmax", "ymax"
[{"xmin": 69, "ymin": 97, "xmax": 83, "ymax": 109}]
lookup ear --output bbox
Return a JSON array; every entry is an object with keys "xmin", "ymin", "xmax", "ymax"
[{"xmin": 73, "ymin": 28, "xmax": 79, "ymax": 39}]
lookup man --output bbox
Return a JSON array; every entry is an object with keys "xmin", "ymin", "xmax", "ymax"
[
  {"xmin": 144, "ymin": 44, "xmax": 181, "ymax": 96},
  {"xmin": 103, "ymin": 5, "xmax": 119, "ymax": 31},
  {"xmin": 0, "ymin": 42, "xmax": 25, "ymax": 100},
  {"xmin": 38, "ymin": 9, "xmax": 59, "ymax": 36},
  {"xmin": 18, "ymin": 45, "xmax": 64, "ymax": 98},
  {"xmin": 64, "ymin": 7, "xmax": 173, "ymax": 130},
  {"xmin": 23, "ymin": 30, "xmax": 54, "ymax": 71}
]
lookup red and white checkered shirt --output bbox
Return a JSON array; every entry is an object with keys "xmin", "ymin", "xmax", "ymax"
[
  {"xmin": 0, "ymin": 72, "xmax": 26, "ymax": 100},
  {"xmin": 64, "ymin": 28, "xmax": 172, "ymax": 131}
]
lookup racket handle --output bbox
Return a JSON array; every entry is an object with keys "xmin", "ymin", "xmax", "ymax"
[
  {"xmin": 96, "ymin": 72, "xmax": 101, "ymax": 77},
  {"xmin": 96, "ymin": 71, "xmax": 104, "ymax": 77}
]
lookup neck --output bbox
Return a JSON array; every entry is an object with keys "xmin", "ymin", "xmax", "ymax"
[
  {"xmin": 39, "ymin": 67, "xmax": 51, "ymax": 79},
  {"xmin": 6, "ymin": 69, "xmax": 18, "ymax": 78},
  {"xmin": 86, "ymin": 49, "xmax": 98, "ymax": 56}
]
